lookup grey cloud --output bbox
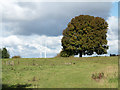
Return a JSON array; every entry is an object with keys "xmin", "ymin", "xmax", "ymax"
[{"xmin": 3, "ymin": 2, "xmax": 112, "ymax": 36}]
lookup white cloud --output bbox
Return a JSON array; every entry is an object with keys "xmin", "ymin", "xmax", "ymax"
[
  {"xmin": 0, "ymin": 0, "xmax": 39, "ymax": 21},
  {"xmin": 107, "ymin": 16, "xmax": 118, "ymax": 40},
  {"xmin": 2, "ymin": 35, "xmax": 22, "ymax": 46},
  {"xmin": 0, "ymin": 35, "xmax": 62, "ymax": 58},
  {"xmin": 107, "ymin": 16, "xmax": 118, "ymax": 54}
]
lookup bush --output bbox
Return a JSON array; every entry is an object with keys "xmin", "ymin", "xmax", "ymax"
[
  {"xmin": 60, "ymin": 50, "xmax": 72, "ymax": 57},
  {"xmin": 92, "ymin": 72, "xmax": 104, "ymax": 80},
  {"xmin": 12, "ymin": 56, "xmax": 21, "ymax": 58}
]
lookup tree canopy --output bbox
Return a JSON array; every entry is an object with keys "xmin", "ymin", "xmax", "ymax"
[
  {"xmin": 61, "ymin": 15, "xmax": 109, "ymax": 57},
  {"xmin": 2, "ymin": 47, "xmax": 10, "ymax": 59},
  {"xmin": 0, "ymin": 49, "xmax": 2, "ymax": 58}
]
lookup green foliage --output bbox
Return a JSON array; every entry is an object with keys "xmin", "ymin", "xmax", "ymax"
[
  {"xmin": 0, "ymin": 48, "xmax": 2, "ymax": 58},
  {"xmin": 60, "ymin": 50, "xmax": 73, "ymax": 57},
  {"xmin": 61, "ymin": 15, "xmax": 109, "ymax": 57},
  {"xmin": 2, "ymin": 48, "xmax": 10, "ymax": 59}
]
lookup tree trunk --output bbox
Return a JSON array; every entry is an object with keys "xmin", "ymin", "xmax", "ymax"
[{"xmin": 79, "ymin": 51, "xmax": 82, "ymax": 57}]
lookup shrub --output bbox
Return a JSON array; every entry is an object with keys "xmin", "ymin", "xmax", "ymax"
[
  {"xmin": 12, "ymin": 56, "xmax": 21, "ymax": 58},
  {"xmin": 110, "ymin": 54, "xmax": 116, "ymax": 56},
  {"xmin": 60, "ymin": 51, "xmax": 71, "ymax": 57},
  {"xmin": 92, "ymin": 72, "xmax": 104, "ymax": 80}
]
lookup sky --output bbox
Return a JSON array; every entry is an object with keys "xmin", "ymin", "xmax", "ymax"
[{"xmin": 0, "ymin": 0, "xmax": 119, "ymax": 58}]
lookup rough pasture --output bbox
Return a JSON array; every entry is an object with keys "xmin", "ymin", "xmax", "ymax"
[{"xmin": 2, "ymin": 56, "xmax": 118, "ymax": 88}]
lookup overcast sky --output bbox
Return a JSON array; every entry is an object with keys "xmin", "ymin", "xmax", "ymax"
[{"xmin": 0, "ymin": 0, "xmax": 118, "ymax": 58}]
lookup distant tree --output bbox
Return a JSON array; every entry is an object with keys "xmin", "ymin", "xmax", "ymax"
[
  {"xmin": 0, "ymin": 49, "xmax": 2, "ymax": 58},
  {"xmin": 12, "ymin": 56, "xmax": 21, "ymax": 58},
  {"xmin": 110, "ymin": 54, "xmax": 116, "ymax": 56},
  {"xmin": 61, "ymin": 15, "xmax": 109, "ymax": 57},
  {"xmin": 2, "ymin": 48, "xmax": 10, "ymax": 58}
]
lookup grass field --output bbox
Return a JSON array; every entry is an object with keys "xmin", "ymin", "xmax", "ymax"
[{"xmin": 2, "ymin": 56, "xmax": 118, "ymax": 88}]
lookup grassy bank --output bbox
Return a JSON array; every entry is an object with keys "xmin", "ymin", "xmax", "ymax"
[{"xmin": 2, "ymin": 56, "xmax": 118, "ymax": 88}]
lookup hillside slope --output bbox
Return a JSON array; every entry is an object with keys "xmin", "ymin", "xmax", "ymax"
[{"xmin": 2, "ymin": 56, "xmax": 118, "ymax": 88}]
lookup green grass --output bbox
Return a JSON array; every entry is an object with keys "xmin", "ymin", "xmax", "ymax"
[{"xmin": 2, "ymin": 56, "xmax": 118, "ymax": 88}]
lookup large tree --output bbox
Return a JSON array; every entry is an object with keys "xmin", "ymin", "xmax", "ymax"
[{"xmin": 61, "ymin": 15, "xmax": 109, "ymax": 57}]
